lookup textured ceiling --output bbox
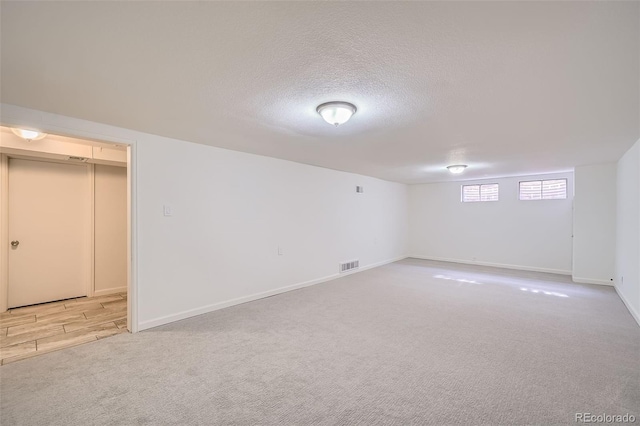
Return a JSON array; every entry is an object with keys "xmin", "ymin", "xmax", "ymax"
[{"xmin": 1, "ymin": 1, "xmax": 638, "ymax": 183}]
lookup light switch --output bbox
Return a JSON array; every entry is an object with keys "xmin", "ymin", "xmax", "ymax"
[
  {"xmin": 163, "ymin": 205, "xmax": 172, "ymax": 216},
  {"xmin": 278, "ymin": 246, "xmax": 284, "ymax": 256}
]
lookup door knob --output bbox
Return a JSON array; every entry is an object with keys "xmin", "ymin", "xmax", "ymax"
[{"xmin": 10, "ymin": 240, "xmax": 19, "ymax": 247}]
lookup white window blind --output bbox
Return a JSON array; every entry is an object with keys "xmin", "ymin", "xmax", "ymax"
[
  {"xmin": 462, "ymin": 184, "xmax": 499, "ymax": 202},
  {"xmin": 519, "ymin": 179, "xmax": 567, "ymax": 200},
  {"xmin": 480, "ymin": 183, "xmax": 499, "ymax": 201},
  {"xmin": 542, "ymin": 179, "xmax": 567, "ymax": 199},
  {"xmin": 519, "ymin": 181, "xmax": 542, "ymax": 200},
  {"xmin": 462, "ymin": 185, "xmax": 480, "ymax": 202}
]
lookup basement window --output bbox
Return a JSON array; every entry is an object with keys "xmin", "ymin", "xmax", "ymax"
[
  {"xmin": 461, "ymin": 184, "xmax": 499, "ymax": 202},
  {"xmin": 519, "ymin": 179, "xmax": 567, "ymax": 200}
]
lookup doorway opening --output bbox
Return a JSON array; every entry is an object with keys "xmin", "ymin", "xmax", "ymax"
[{"xmin": 0, "ymin": 126, "xmax": 131, "ymax": 364}]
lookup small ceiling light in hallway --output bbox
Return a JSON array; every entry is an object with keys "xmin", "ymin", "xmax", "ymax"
[
  {"xmin": 11, "ymin": 128, "xmax": 47, "ymax": 141},
  {"xmin": 316, "ymin": 102, "xmax": 357, "ymax": 126},
  {"xmin": 447, "ymin": 165, "xmax": 467, "ymax": 174}
]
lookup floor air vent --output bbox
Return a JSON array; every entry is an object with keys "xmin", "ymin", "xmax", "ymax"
[{"xmin": 339, "ymin": 260, "xmax": 359, "ymax": 273}]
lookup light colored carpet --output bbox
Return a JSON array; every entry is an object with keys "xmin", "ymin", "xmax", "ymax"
[{"xmin": 1, "ymin": 258, "xmax": 639, "ymax": 425}]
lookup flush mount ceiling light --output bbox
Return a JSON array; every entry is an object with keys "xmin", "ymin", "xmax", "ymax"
[
  {"xmin": 11, "ymin": 128, "xmax": 47, "ymax": 141},
  {"xmin": 316, "ymin": 101, "xmax": 357, "ymax": 126},
  {"xmin": 447, "ymin": 165, "xmax": 468, "ymax": 174}
]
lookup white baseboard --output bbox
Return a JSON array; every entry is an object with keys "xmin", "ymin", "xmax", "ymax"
[
  {"xmin": 409, "ymin": 255, "xmax": 572, "ymax": 276},
  {"xmin": 572, "ymin": 277, "xmax": 614, "ymax": 286},
  {"xmin": 94, "ymin": 286, "xmax": 127, "ymax": 296},
  {"xmin": 138, "ymin": 255, "xmax": 407, "ymax": 331},
  {"xmin": 614, "ymin": 285, "xmax": 640, "ymax": 328}
]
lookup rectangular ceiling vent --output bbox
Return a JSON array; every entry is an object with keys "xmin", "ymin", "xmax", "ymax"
[
  {"xmin": 67, "ymin": 156, "xmax": 89, "ymax": 162},
  {"xmin": 339, "ymin": 259, "xmax": 360, "ymax": 273}
]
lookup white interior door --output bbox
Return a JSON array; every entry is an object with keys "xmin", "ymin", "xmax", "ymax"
[{"xmin": 8, "ymin": 158, "xmax": 89, "ymax": 308}]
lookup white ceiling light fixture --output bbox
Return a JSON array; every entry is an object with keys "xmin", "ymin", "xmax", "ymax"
[
  {"xmin": 316, "ymin": 101, "xmax": 357, "ymax": 126},
  {"xmin": 11, "ymin": 128, "xmax": 47, "ymax": 141},
  {"xmin": 447, "ymin": 164, "xmax": 468, "ymax": 174}
]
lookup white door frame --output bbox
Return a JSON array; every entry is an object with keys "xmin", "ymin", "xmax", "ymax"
[
  {"xmin": 0, "ymin": 139, "xmax": 138, "ymax": 333},
  {"xmin": 0, "ymin": 154, "xmax": 8, "ymax": 311},
  {"xmin": 88, "ymin": 162, "xmax": 96, "ymax": 298}
]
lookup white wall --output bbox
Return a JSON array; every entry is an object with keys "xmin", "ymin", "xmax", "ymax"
[
  {"xmin": 615, "ymin": 139, "xmax": 640, "ymax": 325},
  {"xmin": 0, "ymin": 104, "xmax": 408, "ymax": 331},
  {"xmin": 136, "ymin": 139, "xmax": 408, "ymax": 328},
  {"xmin": 94, "ymin": 164, "xmax": 127, "ymax": 295},
  {"xmin": 408, "ymin": 172, "xmax": 574, "ymax": 274},
  {"xmin": 572, "ymin": 163, "xmax": 617, "ymax": 285}
]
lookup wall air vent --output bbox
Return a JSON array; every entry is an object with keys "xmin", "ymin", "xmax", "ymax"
[
  {"xmin": 67, "ymin": 156, "xmax": 89, "ymax": 162},
  {"xmin": 339, "ymin": 259, "xmax": 360, "ymax": 273}
]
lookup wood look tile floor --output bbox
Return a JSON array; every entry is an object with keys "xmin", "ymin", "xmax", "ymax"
[{"xmin": 0, "ymin": 293, "xmax": 127, "ymax": 365}]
